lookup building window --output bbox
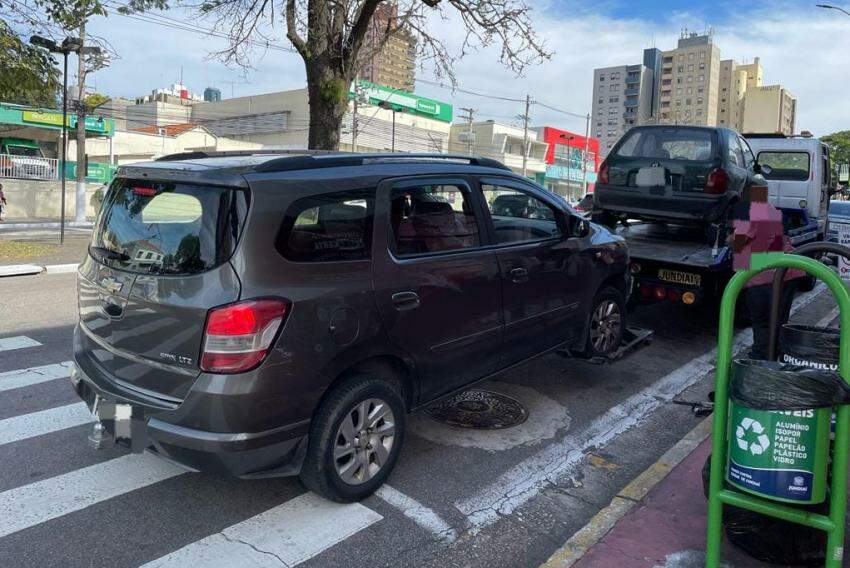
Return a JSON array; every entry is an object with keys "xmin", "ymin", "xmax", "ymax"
[
  {"xmin": 598, "ymin": 98, "xmax": 603, "ymax": 104},
  {"xmin": 697, "ymin": 75, "xmax": 704, "ymax": 82},
  {"xmin": 697, "ymin": 98, "xmax": 703, "ymax": 105},
  {"xmin": 677, "ymin": 65, "xmax": 684, "ymax": 73},
  {"xmin": 686, "ymin": 98, "xmax": 692, "ymax": 105},
  {"xmin": 678, "ymin": 54, "xmax": 684, "ymax": 61},
  {"xmin": 686, "ymin": 87, "xmax": 693, "ymax": 95},
  {"xmin": 676, "ymin": 88, "xmax": 683, "ymax": 95},
  {"xmin": 599, "ymin": 75, "xmax": 605, "ymax": 81},
  {"xmin": 699, "ymin": 63, "xmax": 705, "ymax": 70},
  {"xmin": 688, "ymin": 64, "xmax": 694, "ymax": 72},
  {"xmin": 688, "ymin": 53, "xmax": 694, "ymax": 60},
  {"xmin": 698, "ymin": 87, "xmax": 705, "ymax": 94},
  {"xmin": 687, "ymin": 76, "xmax": 693, "ymax": 83},
  {"xmin": 700, "ymin": 51, "xmax": 706, "ymax": 59},
  {"xmin": 609, "ymin": 97, "xmax": 619, "ymax": 103}
]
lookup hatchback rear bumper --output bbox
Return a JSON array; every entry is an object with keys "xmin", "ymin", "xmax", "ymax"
[
  {"xmin": 72, "ymin": 327, "xmax": 309, "ymax": 478},
  {"xmin": 594, "ymin": 185, "xmax": 733, "ymax": 223}
]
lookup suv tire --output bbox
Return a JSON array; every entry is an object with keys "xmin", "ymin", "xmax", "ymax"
[
  {"xmin": 299, "ymin": 375, "xmax": 405, "ymax": 502},
  {"xmin": 581, "ymin": 286, "xmax": 626, "ymax": 358}
]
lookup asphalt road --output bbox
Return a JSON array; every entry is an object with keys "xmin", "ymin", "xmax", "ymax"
[{"xmin": 0, "ymin": 271, "xmax": 839, "ymax": 568}]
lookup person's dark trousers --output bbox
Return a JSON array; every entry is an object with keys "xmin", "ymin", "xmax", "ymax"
[{"xmin": 746, "ymin": 280, "xmax": 799, "ymax": 360}]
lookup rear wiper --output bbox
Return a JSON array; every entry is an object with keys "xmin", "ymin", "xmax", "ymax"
[{"xmin": 90, "ymin": 246, "xmax": 130, "ymax": 262}]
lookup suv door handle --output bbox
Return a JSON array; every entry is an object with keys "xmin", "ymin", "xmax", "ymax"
[
  {"xmin": 509, "ymin": 267, "xmax": 529, "ymax": 283},
  {"xmin": 392, "ymin": 291, "xmax": 420, "ymax": 311}
]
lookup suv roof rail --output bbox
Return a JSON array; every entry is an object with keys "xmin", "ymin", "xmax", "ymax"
[
  {"xmin": 154, "ymin": 149, "xmax": 336, "ymax": 162},
  {"xmin": 154, "ymin": 150, "xmax": 512, "ymax": 172},
  {"xmin": 254, "ymin": 153, "xmax": 512, "ymax": 173}
]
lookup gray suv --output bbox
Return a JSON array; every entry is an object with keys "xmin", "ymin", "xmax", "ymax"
[{"xmin": 72, "ymin": 152, "xmax": 630, "ymax": 502}]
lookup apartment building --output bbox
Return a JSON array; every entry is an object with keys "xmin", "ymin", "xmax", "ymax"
[
  {"xmin": 590, "ymin": 48, "xmax": 660, "ymax": 157},
  {"xmin": 358, "ymin": 2, "xmax": 416, "ymax": 92},
  {"xmin": 717, "ymin": 57, "xmax": 763, "ymax": 130},
  {"xmin": 657, "ymin": 33, "xmax": 722, "ymax": 127},
  {"xmin": 741, "ymin": 85, "xmax": 797, "ymax": 135}
]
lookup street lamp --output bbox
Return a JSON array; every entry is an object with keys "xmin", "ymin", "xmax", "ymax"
[
  {"xmin": 817, "ymin": 3, "xmax": 850, "ymax": 16},
  {"xmin": 29, "ymin": 35, "xmax": 85, "ymax": 245}
]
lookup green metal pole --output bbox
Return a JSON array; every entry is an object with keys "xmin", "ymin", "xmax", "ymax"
[{"xmin": 706, "ymin": 253, "xmax": 850, "ymax": 568}]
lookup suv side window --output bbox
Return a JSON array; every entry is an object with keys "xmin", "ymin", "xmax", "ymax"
[
  {"xmin": 277, "ymin": 190, "xmax": 374, "ymax": 262},
  {"xmin": 481, "ymin": 183, "xmax": 561, "ymax": 244},
  {"xmin": 390, "ymin": 183, "xmax": 480, "ymax": 256},
  {"xmin": 739, "ymin": 136, "xmax": 756, "ymax": 170}
]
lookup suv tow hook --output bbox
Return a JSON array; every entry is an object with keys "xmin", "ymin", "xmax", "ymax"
[{"xmin": 88, "ymin": 421, "xmax": 113, "ymax": 450}]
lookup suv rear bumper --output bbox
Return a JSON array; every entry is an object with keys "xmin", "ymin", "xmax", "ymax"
[{"xmin": 72, "ymin": 328, "xmax": 309, "ymax": 478}]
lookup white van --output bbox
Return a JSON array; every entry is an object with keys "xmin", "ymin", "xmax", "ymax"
[{"xmin": 744, "ymin": 134, "xmax": 833, "ymax": 238}]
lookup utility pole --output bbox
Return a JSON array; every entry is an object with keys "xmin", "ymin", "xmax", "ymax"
[
  {"xmin": 351, "ymin": 82, "xmax": 361, "ymax": 153},
  {"xmin": 458, "ymin": 107, "xmax": 476, "ymax": 156},
  {"xmin": 74, "ymin": 19, "xmax": 87, "ymax": 223},
  {"xmin": 582, "ymin": 113, "xmax": 590, "ymax": 196},
  {"xmin": 520, "ymin": 94, "xmax": 531, "ymax": 178}
]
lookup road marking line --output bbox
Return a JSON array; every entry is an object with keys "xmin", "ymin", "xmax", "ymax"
[
  {"xmin": 44, "ymin": 263, "xmax": 79, "ymax": 275},
  {"xmin": 0, "ymin": 454, "xmax": 185, "ymax": 538},
  {"xmin": 141, "ymin": 493, "xmax": 383, "ymax": 568},
  {"xmin": 538, "ymin": 418, "xmax": 714, "ymax": 568},
  {"xmin": 455, "ymin": 284, "xmax": 825, "ymax": 533},
  {"xmin": 0, "ymin": 336, "xmax": 41, "ymax": 352},
  {"xmin": 0, "ymin": 403, "xmax": 91, "ymax": 447},
  {"xmin": 375, "ymin": 484, "xmax": 458, "ymax": 543},
  {"xmin": 0, "ymin": 361, "xmax": 73, "ymax": 393}
]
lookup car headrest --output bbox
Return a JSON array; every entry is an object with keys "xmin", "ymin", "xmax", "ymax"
[{"xmin": 413, "ymin": 200, "xmax": 453, "ymax": 216}]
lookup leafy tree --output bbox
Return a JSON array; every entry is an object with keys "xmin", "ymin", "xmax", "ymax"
[
  {"xmin": 0, "ymin": 19, "xmax": 59, "ymax": 106},
  {"xmin": 123, "ymin": 0, "xmax": 550, "ymax": 150},
  {"xmin": 83, "ymin": 91, "xmax": 109, "ymax": 112},
  {"xmin": 822, "ymin": 130, "xmax": 850, "ymax": 170}
]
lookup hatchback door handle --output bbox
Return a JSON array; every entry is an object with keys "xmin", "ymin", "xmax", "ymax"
[
  {"xmin": 392, "ymin": 291, "xmax": 420, "ymax": 311},
  {"xmin": 510, "ymin": 267, "xmax": 529, "ymax": 283}
]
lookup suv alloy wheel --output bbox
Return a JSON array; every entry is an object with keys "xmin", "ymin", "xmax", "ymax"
[{"xmin": 299, "ymin": 376, "xmax": 406, "ymax": 502}]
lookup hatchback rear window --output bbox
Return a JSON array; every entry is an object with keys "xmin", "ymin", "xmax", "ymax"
[
  {"xmin": 91, "ymin": 179, "xmax": 247, "ymax": 275},
  {"xmin": 757, "ymin": 151, "xmax": 810, "ymax": 181},
  {"xmin": 615, "ymin": 128, "xmax": 715, "ymax": 161}
]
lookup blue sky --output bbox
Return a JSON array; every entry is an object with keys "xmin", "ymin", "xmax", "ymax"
[{"xmin": 76, "ymin": 0, "xmax": 850, "ymax": 137}]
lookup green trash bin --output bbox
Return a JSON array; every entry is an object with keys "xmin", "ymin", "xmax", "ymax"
[{"xmin": 726, "ymin": 360, "xmax": 835, "ymax": 505}]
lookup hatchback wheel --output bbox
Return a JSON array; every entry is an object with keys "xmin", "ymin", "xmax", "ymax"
[
  {"xmin": 299, "ymin": 376, "xmax": 405, "ymax": 502},
  {"xmin": 582, "ymin": 287, "xmax": 626, "ymax": 358}
]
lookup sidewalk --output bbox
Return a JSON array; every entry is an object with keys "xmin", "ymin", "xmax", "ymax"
[{"xmin": 0, "ymin": 224, "xmax": 89, "ymax": 268}]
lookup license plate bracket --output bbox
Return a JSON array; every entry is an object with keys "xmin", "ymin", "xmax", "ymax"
[
  {"xmin": 636, "ymin": 166, "xmax": 667, "ymax": 188},
  {"xmin": 92, "ymin": 396, "xmax": 148, "ymax": 452},
  {"xmin": 658, "ymin": 268, "xmax": 702, "ymax": 287}
]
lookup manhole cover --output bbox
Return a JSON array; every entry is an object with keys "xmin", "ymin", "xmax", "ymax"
[{"xmin": 425, "ymin": 389, "xmax": 528, "ymax": 430}]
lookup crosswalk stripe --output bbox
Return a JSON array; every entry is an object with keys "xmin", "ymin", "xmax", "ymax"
[
  {"xmin": 0, "ymin": 361, "xmax": 73, "ymax": 393},
  {"xmin": 140, "ymin": 493, "xmax": 383, "ymax": 568},
  {"xmin": 0, "ymin": 403, "xmax": 92, "ymax": 447},
  {"xmin": 0, "ymin": 336, "xmax": 41, "ymax": 352},
  {"xmin": 0, "ymin": 454, "xmax": 185, "ymax": 538}
]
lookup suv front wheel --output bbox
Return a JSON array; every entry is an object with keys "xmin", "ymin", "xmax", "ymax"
[
  {"xmin": 299, "ymin": 376, "xmax": 406, "ymax": 502},
  {"xmin": 581, "ymin": 286, "xmax": 626, "ymax": 358}
]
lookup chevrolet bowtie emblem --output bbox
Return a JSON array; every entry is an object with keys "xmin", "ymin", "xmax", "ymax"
[{"xmin": 100, "ymin": 277, "xmax": 123, "ymax": 294}]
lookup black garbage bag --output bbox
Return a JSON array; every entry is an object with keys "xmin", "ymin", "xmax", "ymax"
[
  {"xmin": 730, "ymin": 359, "xmax": 850, "ymax": 410},
  {"xmin": 701, "ymin": 454, "xmax": 827, "ymax": 566},
  {"xmin": 779, "ymin": 324, "xmax": 840, "ymax": 372}
]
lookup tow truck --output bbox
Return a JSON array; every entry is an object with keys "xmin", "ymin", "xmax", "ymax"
[{"xmin": 620, "ymin": 216, "xmax": 821, "ymax": 307}]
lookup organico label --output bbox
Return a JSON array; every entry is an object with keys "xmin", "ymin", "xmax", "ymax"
[{"xmin": 726, "ymin": 403, "xmax": 829, "ymax": 504}]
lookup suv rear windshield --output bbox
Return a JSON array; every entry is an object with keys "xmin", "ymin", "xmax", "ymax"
[
  {"xmin": 91, "ymin": 178, "xmax": 247, "ymax": 275},
  {"xmin": 614, "ymin": 128, "xmax": 715, "ymax": 161}
]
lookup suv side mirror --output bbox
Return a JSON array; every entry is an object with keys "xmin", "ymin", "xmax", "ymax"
[
  {"xmin": 754, "ymin": 162, "xmax": 772, "ymax": 176},
  {"xmin": 567, "ymin": 215, "xmax": 590, "ymax": 238}
]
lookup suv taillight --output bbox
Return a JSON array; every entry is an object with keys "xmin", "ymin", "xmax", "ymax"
[
  {"xmin": 200, "ymin": 299, "xmax": 289, "ymax": 374},
  {"xmin": 598, "ymin": 162, "xmax": 609, "ymax": 185},
  {"xmin": 705, "ymin": 168, "xmax": 729, "ymax": 194}
]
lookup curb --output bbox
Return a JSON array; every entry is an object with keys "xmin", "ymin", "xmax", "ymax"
[
  {"xmin": 0, "ymin": 264, "xmax": 45, "ymax": 277},
  {"xmin": 0, "ymin": 221, "xmax": 93, "ymax": 230},
  {"xmin": 539, "ymin": 417, "xmax": 713, "ymax": 568},
  {"xmin": 0, "ymin": 262, "xmax": 79, "ymax": 277}
]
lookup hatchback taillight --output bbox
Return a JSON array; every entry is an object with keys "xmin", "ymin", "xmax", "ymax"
[
  {"xmin": 200, "ymin": 299, "xmax": 289, "ymax": 374},
  {"xmin": 705, "ymin": 168, "xmax": 729, "ymax": 194},
  {"xmin": 598, "ymin": 162, "xmax": 609, "ymax": 185}
]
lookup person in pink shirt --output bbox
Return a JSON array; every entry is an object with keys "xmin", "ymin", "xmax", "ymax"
[{"xmin": 730, "ymin": 183, "xmax": 804, "ymax": 359}]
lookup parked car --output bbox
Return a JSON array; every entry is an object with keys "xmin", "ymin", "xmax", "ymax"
[
  {"xmin": 71, "ymin": 151, "xmax": 630, "ymax": 502},
  {"xmin": 592, "ymin": 126, "xmax": 763, "ymax": 230},
  {"xmin": 0, "ymin": 137, "xmax": 54, "ymax": 180},
  {"xmin": 826, "ymin": 199, "xmax": 850, "ymax": 244}
]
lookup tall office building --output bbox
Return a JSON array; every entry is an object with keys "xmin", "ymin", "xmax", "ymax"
[
  {"xmin": 204, "ymin": 87, "xmax": 222, "ymax": 102},
  {"xmin": 656, "ymin": 32, "xmax": 722, "ymax": 126},
  {"xmin": 591, "ymin": 48, "xmax": 660, "ymax": 157},
  {"xmin": 358, "ymin": 2, "xmax": 416, "ymax": 92}
]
